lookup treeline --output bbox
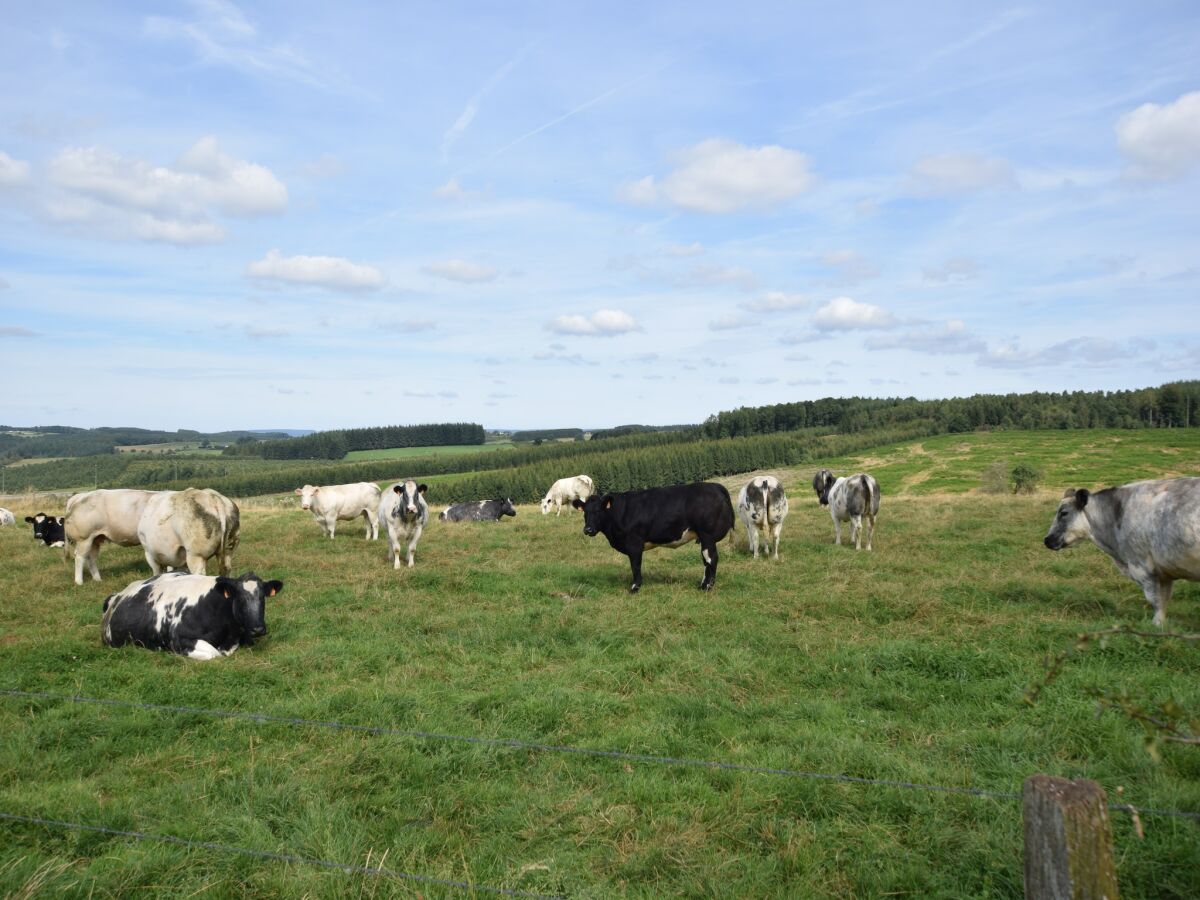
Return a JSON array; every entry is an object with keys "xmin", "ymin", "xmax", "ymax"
[
  {"xmin": 224, "ymin": 423, "xmax": 485, "ymax": 460},
  {"xmin": 701, "ymin": 382, "xmax": 1200, "ymax": 439},
  {"xmin": 589, "ymin": 423, "xmax": 696, "ymax": 440},
  {"xmin": 511, "ymin": 428, "xmax": 584, "ymax": 442},
  {"xmin": 0, "ymin": 426, "xmax": 291, "ymax": 460}
]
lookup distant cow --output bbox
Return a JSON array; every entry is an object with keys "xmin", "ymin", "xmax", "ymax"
[
  {"xmin": 573, "ymin": 482, "xmax": 734, "ymax": 592},
  {"xmin": 440, "ymin": 498, "xmax": 517, "ymax": 522},
  {"xmin": 102, "ymin": 571, "xmax": 282, "ymax": 660},
  {"xmin": 65, "ymin": 489, "xmax": 161, "ymax": 585},
  {"xmin": 0, "ymin": 507, "xmax": 14, "ymax": 526},
  {"xmin": 737, "ymin": 476, "xmax": 789, "ymax": 559},
  {"xmin": 137, "ymin": 488, "xmax": 240, "ymax": 576},
  {"xmin": 813, "ymin": 469, "xmax": 880, "ymax": 551},
  {"xmin": 25, "ymin": 513, "xmax": 65, "ymax": 547},
  {"xmin": 295, "ymin": 482, "xmax": 381, "ymax": 539},
  {"xmin": 380, "ymin": 480, "xmax": 428, "ymax": 568},
  {"xmin": 541, "ymin": 475, "xmax": 594, "ymax": 516},
  {"xmin": 1044, "ymin": 477, "xmax": 1200, "ymax": 627}
]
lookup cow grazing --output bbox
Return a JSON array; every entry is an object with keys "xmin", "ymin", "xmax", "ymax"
[
  {"xmin": 812, "ymin": 469, "xmax": 880, "ymax": 551},
  {"xmin": 573, "ymin": 482, "xmax": 734, "ymax": 592},
  {"xmin": 295, "ymin": 482, "xmax": 381, "ymax": 540},
  {"xmin": 737, "ymin": 476, "xmax": 789, "ymax": 559},
  {"xmin": 25, "ymin": 513, "xmax": 65, "ymax": 547},
  {"xmin": 1044, "ymin": 478, "xmax": 1200, "ymax": 627},
  {"xmin": 0, "ymin": 507, "xmax": 14, "ymax": 526},
  {"xmin": 65, "ymin": 489, "xmax": 161, "ymax": 585},
  {"xmin": 102, "ymin": 571, "xmax": 282, "ymax": 660},
  {"xmin": 541, "ymin": 475, "xmax": 594, "ymax": 516},
  {"xmin": 440, "ymin": 498, "xmax": 517, "ymax": 522},
  {"xmin": 137, "ymin": 488, "xmax": 240, "ymax": 576},
  {"xmin": 380, "ymin": 480, "xmax": 428, "ymax": 568}
]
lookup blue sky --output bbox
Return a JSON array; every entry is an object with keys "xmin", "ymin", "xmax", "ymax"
[{"xmin": 1, "ymin": 1, "xmax": 1198, "ymax": 431}]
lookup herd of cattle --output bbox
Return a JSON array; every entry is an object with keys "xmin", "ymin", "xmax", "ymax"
[{"xmin": 2, "ymin": 470, "xmax": 1198, "ymax": 658}]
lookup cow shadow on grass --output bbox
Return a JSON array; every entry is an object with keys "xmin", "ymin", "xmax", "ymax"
[{"xmin": 994, "ymin": 579, "xmax": 1121, "ymax": 619}]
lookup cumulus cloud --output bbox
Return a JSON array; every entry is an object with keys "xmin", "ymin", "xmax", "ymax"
[
  {"xmin": 622, "ymin": 138, "xmax": 815, "ymax": 213},
  {"xmin": 247, "ymin": 249, "xmax": 385, "ymax": 291},
  {"xmin": 1116, "ymin": 91, "xmax": 1200, "ymax": 180},
  {"xmin": 906, "ymin": 152, "xmax": 1015, "ymax": 195},
  {"xmin": 821, "ymin": 250, "xmax": 880, "ymax": 284},
  {"xmin": 812, "ymin": 296, "xmax": 897, "ymax": 331},
  {"xmin": 866, "ymin": 320, "xmax": 987, "ymax": 355},
  {"xmin": 422, "ymin": 259, "xmax": 498, "ymax": 283},
  {"xmin": 923, "ymin": 257, "xmax": 982, "ymax": 283},
  {"xmin": 0, "ymin": 151, "xmax": 30, "ymax": 186},
  {"xmin": 741, "ymin": 291, "xmax": 809, "ymax": 313},
  {"xmin": 547, "ymin": 309, "xmax": 638, "ymax": 336},
  {"xmin": 675, "ymin": 263, "xmax": 759, "ymax": 291},
  {"xmin": 44, "ymin": 137, "xmax": 286, "ymax": 244},
  {"xmin": 978, "ymin": 336, "xmax": 1156, "ymax": 369}
]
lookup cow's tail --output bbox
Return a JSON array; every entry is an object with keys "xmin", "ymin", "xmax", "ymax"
[
  {"xmin": 861, "ymin": 475, "xmax": 872, "ymax": 514},
  {"xmin": 762, "ymin": 479, "xmax": 774, "ymax": 529}
]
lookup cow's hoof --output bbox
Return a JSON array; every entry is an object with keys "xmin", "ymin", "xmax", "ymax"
[
  {"xmin": 628, "ymin": 584, "xmax": 640, "ymax": 594},
  {"xmin": 700, "ymin": 580, "xmax": 714, "ymax": 591}
]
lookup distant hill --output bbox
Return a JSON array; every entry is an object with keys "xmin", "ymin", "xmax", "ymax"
[
  {"xmin": 245, "ymin": 429, "xmax": 315, "ymax": 437},
  {"xmin": 0, "ymin": 426, "xmax": 294, "ymax": 461}
]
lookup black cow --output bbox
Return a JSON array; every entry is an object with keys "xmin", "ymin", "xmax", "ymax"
[
  {"xmin": 573, "ymin": 482, "xmax": 735, "ymax": 592},
  {"xmin": 102, "ymin": 571, "xmax": 283, "ymax": 660},
  {"xmin": 25, "ymin": 513, "xmax": 65, "ymax": 547},
  {"xmin": 439, "ymin": 498, "xmax": 518, "ymax": 522}
]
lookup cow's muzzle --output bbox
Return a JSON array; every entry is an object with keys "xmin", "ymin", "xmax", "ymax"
[
  {"xmin": 1043, "ymin": 535, "xmax": 1063, "ymax": 550},
  {"xmin": 583, "ymin": 526, "xmax": 598, "ymax": 537}
]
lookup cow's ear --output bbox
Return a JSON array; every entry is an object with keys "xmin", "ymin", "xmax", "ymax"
[
  {"xmin": 571, "ymin": 498, "xmax": 585, "ymax": 509},
  {"xmin": 215, "ymin": 576, "xmax": 238, "ymax": 600},
  {"xmin": 1061, "ymin": 489, "xmax": 1075, "ymax": 499},
  {"xmin": 418, "ymin": 484, "xmax": 428, "ymax": 494},
  {"xmin": 294, "ymin": 488, "xmax": 303, "ymax": 495},
  {"xmin": 24, "ymin": 516, "xmax": 34, "ymax": 524},
  {"xmin": 264, "ymin": 580, "xmax": 283, "ymax": 598},
  {"xmin": 603, "ymin": 495, "xmax": 613, "ymax": 510},
  {"xmin": 1074, "ymin": 489, "xmax": 1089, "ymax": 510},
  {"xmin": 393, "ymin": 485, "xmax": 403, "ymax": 494}
]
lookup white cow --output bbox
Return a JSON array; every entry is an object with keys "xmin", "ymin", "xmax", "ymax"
[
  {"xmin": 0, "ymin": 507, "xmax": 14, "ymax": 526},
  {"xmin": 138, "ymin": 488, "xmax": 240, "ymax": 576},
  {"xmin": 736, "ymin": 476, "xmax": 789, "ymax": 559},
  {"xmin": 64, "ymin": 489, "xmax": 162, "ymax": 585},
  {"xmin": 295, "ymin": 482, "xmax": 381, "ymax": 539},
  {"xmin": 379, "ymin": 480, "xmax": 428, "ymax": 569},
  {"xmin": 812, "ymin": 469, "xmax": 880, "ymax": 551},
  {"xmin": 540, "ymin": 474, "xmax": 594, "ymax": 516}
]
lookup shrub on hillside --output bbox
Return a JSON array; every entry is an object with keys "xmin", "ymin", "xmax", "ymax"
[{"xmin": 1011, "ymin": 463, "xmax": 1042, "ymax": 494}]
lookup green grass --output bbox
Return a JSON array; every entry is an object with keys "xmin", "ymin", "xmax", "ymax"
[
  {"xmin": 345, "ymin": 442, "xmax": 515, "ymax": 461},
  {"xmin": 2, "ymin": 431, "xmax": 1199, "ymax": 897}
]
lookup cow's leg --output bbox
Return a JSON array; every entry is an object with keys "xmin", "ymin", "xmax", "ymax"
[
  {"xmin": 325, "ymin": 514, "xmax": 336, "ymax": 539},
  {"xmin": 185, "ymin": 639, "xmax": 224, "ymax": 661},
  {"xmin": 73, "ymin": 538, "xmax": 91, "ymax": 585},
  {"xmin": 699, "ymin": 536, "xmax": 719, "ymax": 590},
  {"xmin": 368, "ymin": 510, "xmax": 379, "ymax": 540},
  {"xmin": 406, "ymin": 525, "xmax": 423, "ymax": 568},
  {"xmin": 850, "ymin": 514, "xmax": 863, "ymax": 550},
  {"xmin": 145, "ymin": 550, "xmax": 163, "ymax": 576},
  {"xmin": 745, "ymin": 522, "xmax": 759, "ymax": 558},
  {"xmin": 1135, "ymin": 576, "xmax": 1174, "ymax": 627},
  {"xmin": 864, "ymin": 513, "xmax": 875, "ymax": 552},
  {"xmin": 556, "ymin": 499, "xmax": 562, "ymax": 517},
  {"xmin": 770, "ymin": 521, "xmax": 783, "ymax": 559},
  {"xmin": 361, "ymin": 510, "xmax": 372, "ymax": 539},
  {"xmin": 87, "ymin": 541, "xmax": 102, "ymax": 581},
  {"xmin": 185, "ymin": 553, "xmax": 207, "ymax": 575},
  {"xmin": 832, "ymin": 514, "xmax": 842, "ymax": 546},
  {"xmin": 627, "ymin": 548, "xmax": 644, "ymax": 593}
]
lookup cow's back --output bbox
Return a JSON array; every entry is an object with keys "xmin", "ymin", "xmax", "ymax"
[
  {"xmin": 615, "ymin": 483, "xmax": 733, "ymax": 540},
  {"xmin": 67, "ymin": 489, "xmax": 159, "ymax": 546}
]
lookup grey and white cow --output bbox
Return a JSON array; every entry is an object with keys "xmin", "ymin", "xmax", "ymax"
[
  {"xmin": 102, "ymin": 571, "xmax": 282, "ymax": 660},
  {"xmin": 812, "ymin": 469, "xmax": 880, "ymax": 551},
  {"xmin": 295, "ymin": 482, "xmax": 381, "ymax": 540},
  {"xmin": 1044, "ymin": 477, "xmax": 1200, "ymax": 627},
  {"xmin": 137, "ymin": 488, "xmax": 240, "ymax": 576},
  {"xmin": 440, "ymin": 498, "xmax": 517, "ymax": 522},
  {"xmin": 0, "ymin": 507, "xmax": 15, "ymax": 526},
  {"xmin": 65, "ymin": 488, "xmax": 162, "ymax": 585},
  {"xmin": 379, "ymin": 480, "xmax": 428, "ymax": 568},
  {"xmin": 736, "ymin": 476, "xmax": 789, "ymax": 559}
]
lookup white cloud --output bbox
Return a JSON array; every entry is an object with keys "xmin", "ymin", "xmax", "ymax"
[
  {"xmin": 622, "ymin": 138, "xmax": 815, "ymax": 213},
  {"xmin": 923, "ymin": 257, "xmax": 982, "ymax": 283},
  {"xmin": 708, "ymin": 312, "xmax": 754, "ymax": 331},
  {"xmin": 246, "ymin": 249, "xmax": 385, "ymax": 291},
  {"xmin": 422, "ymin": 259, "xmax": 498, "ymax": 283},
  {"xmin": 741, "ymin": 291, "xmax": 809, "ymax": 313},
  {"xmin": 866, "ymin": 320, "xmax": 986, "ymax": 354},
  {"xmin": 547, "ymin": 309, "xmax": 638, "ymax": 336},
  {"xmin": 906, "ymin": 152, "xmax": 1015, "ymax": 195},
  {"xmin": 45, "ymin": 138, "xmax": 286, "ymax": 244},
  {"xmin": 1115, "ymin": 91, "xmax": 1200, "ymax": 180},
  {"xmin": 978, "ymin": 336, "xmax": 1155, "ymax": 369},
  {"xmin": 821, "ymin": 250, "xmax": 880, "ymax": 284},
  {"xmin": 378, "ymin": 318, "xmax": 435, "ymax": 332},
  {"xmin": 676, "ymin": 263, "xmax": 759, "ymax": 291},
  {"xmin": 812, "ymin": 296, "xmax": 897, "ymax": 331},
  {"xmin": 433, "ymin": 178, "xmax": 485, "ymax": 201},
  {"xmin": 0, "ymin": 151, "xmax": 31, "ymax": 186}
]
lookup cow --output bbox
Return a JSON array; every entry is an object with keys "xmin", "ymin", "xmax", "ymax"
[
  {"xmin": 25, "ymin": 513, "xmax": 65, "ymax": 547},
  {"xmin": 573, "ymin": 482, "xmax": 735, "ymax": 593},
  {"xmin": 540, "ymin": 475, "xmax": 594, "ymax": 516},
  {"xmin": 0, "ymin": 507, "xmax": 14, "ymax": 526},
  {"xmin": 379, "ymin": 480, "xmax": 428, "ymax": 569},
  {"xmin": 64, "ymin": 489, "xmax": 162, "ymax": 585},
  {"xmin": 295, "ymin": 482, "xmax": 381, "ymax": 540},
  {"xmin": 812, "ymin": 469, "xmax": 880, "ymax": 551},
  {"xmin": 737, "ymin": 475, "xmax": 789, "ymax": 559},
  {"xmin": 440, "ymin": 498, "xmax": 517, "ymax": 522},
  {"xmin": 1044, "ymin": 478, "xmax": 1200, "ymax": 627},
  {"xmin": 137, "ymin": 488, "xmax": 240, "ymax": 576},
  {"xmin": 102, "ymin": 571, "xmax": 282, "ymax": 660}
]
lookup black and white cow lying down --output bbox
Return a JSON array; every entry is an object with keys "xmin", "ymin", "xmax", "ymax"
[
  {"xmin": 440, "ymin": 498, "xmax": 517, "ymax": 522},
  {"xmin": 574, "ymin": 482, "xmax": 735, "ymax": 592},
  {"xmin": 102, "ymin": 572, "xmax": 283, "ymax": 660},
  {"xmin": 1044, "ymin": 477, "xmax": 1200, "ymax": 627},
  {"xmin": 25, "ymin": 513, "xmax": 65, "ymax": 547}
]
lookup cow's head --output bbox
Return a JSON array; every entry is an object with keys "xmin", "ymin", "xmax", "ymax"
[
  {"xmin": 499, "ymin": 498, "xmax": 517, "ymax": 518},
  {"xmin": 392, "ymin": 481, "xmax": 427, "ymax": 517},
  {"xmin": 573, "ymin": 494, "xmax": 612, "ymax": 537},
  {"xmin": 540, "ymin": 495, "xmax": 553, "ymax": 515},
  {"xmin": 1044, "ymin": 489, "xmax": 1092, "ymax": 551},
  {"xmin": 217, "ymin": 572, "xmax": 284, "ymax": 643},
  {"xmin": 25, "ymin": 512, "xmax": 49, "ymax": 540},
  {"xmin": 295, "ymin": 485, "xmax": 319, "ymax": 510},
  {"xmin": 812, "ymin": 469, "xmax": 836, "ymax": 506}
]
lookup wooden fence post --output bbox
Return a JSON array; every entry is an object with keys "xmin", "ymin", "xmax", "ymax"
[{"xmin": 1023, "ymin": 775, "xmax": 1119, "ymax": 900}]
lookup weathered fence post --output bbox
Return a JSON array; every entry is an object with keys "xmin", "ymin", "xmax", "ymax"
[{"xmin": 1023, "ymin": 775, "xmax": 1119, "ymax": 900}]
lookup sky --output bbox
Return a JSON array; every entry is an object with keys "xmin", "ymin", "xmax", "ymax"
[{"xmin": 1, "ymin": 1, "xmax": 1198, "ymax": 432}]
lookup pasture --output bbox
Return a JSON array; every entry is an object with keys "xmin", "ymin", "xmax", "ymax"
[
  {"xmin": 345, "ymin": 442, "xmax": 516, "ymax": 462},
  {"xmin": 1, "ymin": 431, "xmax": 1198, "ymax": 897}
]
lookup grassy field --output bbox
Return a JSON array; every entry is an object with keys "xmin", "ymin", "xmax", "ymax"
[
  {"xmin": 1, "ymin": 430, "xmax": 1198, "ymax": 897},
  {"xmin": 344, "ymin": 442, "xmax": 516, "ymax": 462}
]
